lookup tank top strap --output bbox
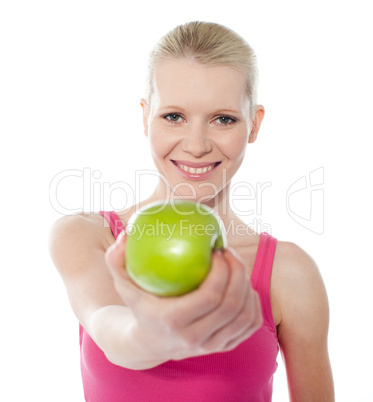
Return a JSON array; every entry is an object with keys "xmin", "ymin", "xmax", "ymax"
[
  {"xmin": 99, "ymin": 211, "xmax": 125, "ymax": 239},
  {"xmin": 250, "ymin": 232, "xmax": 277, "ymax": 332}
]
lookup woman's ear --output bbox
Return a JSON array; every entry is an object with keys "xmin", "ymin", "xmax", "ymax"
[
  {"xmin": 140, "ymin": 99, "xmax": 149, "ymax": 137},
  {"xmin": 248, "ymin": 105, "xmax": 265, "ymax": 144}
]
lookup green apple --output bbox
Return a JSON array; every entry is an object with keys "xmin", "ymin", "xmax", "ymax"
[{"xmin": 125, "ymin": 200, "xmax": 227, "ymax": 296}]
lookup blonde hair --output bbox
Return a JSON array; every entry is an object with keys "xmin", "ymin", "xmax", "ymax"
[{"xmin": 145, "ymin": 21, "xmax": 259, "ymax": 119}]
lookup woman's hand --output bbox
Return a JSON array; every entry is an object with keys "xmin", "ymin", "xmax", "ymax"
[{"xmin": 105, "ymin": 231, "xmax": 263, "ymax": 362}]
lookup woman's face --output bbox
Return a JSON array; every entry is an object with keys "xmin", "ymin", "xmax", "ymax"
[{"xmin": 141, "ymin": 58, "xmax": 264, "ymax": 203}]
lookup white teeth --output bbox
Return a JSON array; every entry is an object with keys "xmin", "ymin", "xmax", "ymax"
[{"xmin": 177, "ymin": 163, "xmax": 215, "ymax": 174}]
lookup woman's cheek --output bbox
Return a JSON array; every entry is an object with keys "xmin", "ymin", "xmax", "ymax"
[
  {"xmin": 220, "ymin": 131, "xmax": 248, "ymax": 158},
  {"xmin": 148, "ymin": 125, "xmax": 181, "ymax": 155}
]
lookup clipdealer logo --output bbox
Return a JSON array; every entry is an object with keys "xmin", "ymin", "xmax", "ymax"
[
  {"xmin": 286, "ymin": 167, "xmax": 324, "ymax": 235},
  {"xmin": 49, "ymin": 167, "xmax": 325, "ymax": 235}
]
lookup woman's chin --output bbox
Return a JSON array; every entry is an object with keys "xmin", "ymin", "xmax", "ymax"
[{"xmin": 170, "ymin": 190, "xmax": 219, "ymax": 204}]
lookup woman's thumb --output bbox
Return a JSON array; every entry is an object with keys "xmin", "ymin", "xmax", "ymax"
[{"xmin": 105, "ymin": 229, "xmax": 127, "ymax": 275}]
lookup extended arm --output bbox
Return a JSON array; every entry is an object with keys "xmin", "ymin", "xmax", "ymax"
[{"xmin": 48, "ymin": 214, "xmax": 167, "ymax": 369}]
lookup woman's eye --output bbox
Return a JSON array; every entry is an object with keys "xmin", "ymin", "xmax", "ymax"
[
  {"xmin": 163, "ymin": 113, "xmax": 236, "ymax": 125},
  {"xmin": 165, "ymin": 113, "xmax": 182, "ymax": 123},
  {"xmin": 216, "ymin": 115, "xmax": 236, "ymax": 125}
]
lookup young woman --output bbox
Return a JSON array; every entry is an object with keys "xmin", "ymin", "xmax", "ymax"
[{"xmin": 49, "ymin": 21, "xmax": 334, "ymax": 401}]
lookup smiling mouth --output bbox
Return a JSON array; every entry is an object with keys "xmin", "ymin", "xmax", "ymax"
[{"xmin": 171, "ymin": 160, "xmax": 221, "ymax": 174}]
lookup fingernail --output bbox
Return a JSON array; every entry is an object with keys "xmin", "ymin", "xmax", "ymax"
[
  {"xmin": 116, "ymin": 230, "xmax": 126, "ymax": 243},
  {"xmin": 226, "ymin": 246, "xmax": 237, "ymax": 256}
]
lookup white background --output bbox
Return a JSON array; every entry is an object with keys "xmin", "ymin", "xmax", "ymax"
[{"xmin": 1, "ymin": 1, "xmax": 372, "ymax": 401}]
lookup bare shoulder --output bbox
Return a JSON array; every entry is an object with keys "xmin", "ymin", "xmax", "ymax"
[
  {"xmin": 48, "ymin": 211, "xmax": 122, "ymax": 283},
  {"xmin": 271, "ymin": 240, "xmax": 329, "ymax": 328},
  {"xmin": 48, "ymin": 212, "xmax": 125, "ymax": 329},
  {"xmin": 48, "ymin": 213, "xmax": 113, "ymax": 263},
  {"xmin": 271, "ymin": 241, "xmax": 334, "ymax": 398},
  {"xmin": 273, "ymin": 240, "xmax": 321, "ymax": 278},
  {"xmin": 49, "ymin": 212, "xmax": 111, "ymax": 236}
]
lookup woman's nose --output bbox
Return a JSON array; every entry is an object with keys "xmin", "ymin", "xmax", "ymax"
[{"xmin": 181, "ymin": 124, "xmax": 213, "ymax": 157}]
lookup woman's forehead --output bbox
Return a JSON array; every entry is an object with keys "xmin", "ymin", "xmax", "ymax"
[{"xmin": 151, "ymin": 59, "xmax": 249, "ymax": 111}]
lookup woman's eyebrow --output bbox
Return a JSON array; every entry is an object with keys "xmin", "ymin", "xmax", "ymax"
[
  {"xmin": 211, "ymin": 108, "xmax": 241, "ymax": 115},
  {"xmin": 157, "ymin": 106, "xmax": 242, "ymax": 115},
  {"xmin": 158, "ymin": 105, "xmax": 186, "ymax": 112}
]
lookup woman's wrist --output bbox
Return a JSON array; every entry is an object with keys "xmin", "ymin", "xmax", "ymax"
[{"xmin": 90, "ymin": 305, "xmax": 168, "ymax": 370}]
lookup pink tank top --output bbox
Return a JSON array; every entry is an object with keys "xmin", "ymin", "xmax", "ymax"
[{"xmin": 79, "ymin": 211, "xmax": 279, "ymax": 401}]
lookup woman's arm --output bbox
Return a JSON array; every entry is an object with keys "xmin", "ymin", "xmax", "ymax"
[
  {"xmin": 275, "ymin": 242, "xmax": 335, "ymax": 401},
  {"xmin": 48, "ymin": 214, "xmax": 166, "ymax": 369}
]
